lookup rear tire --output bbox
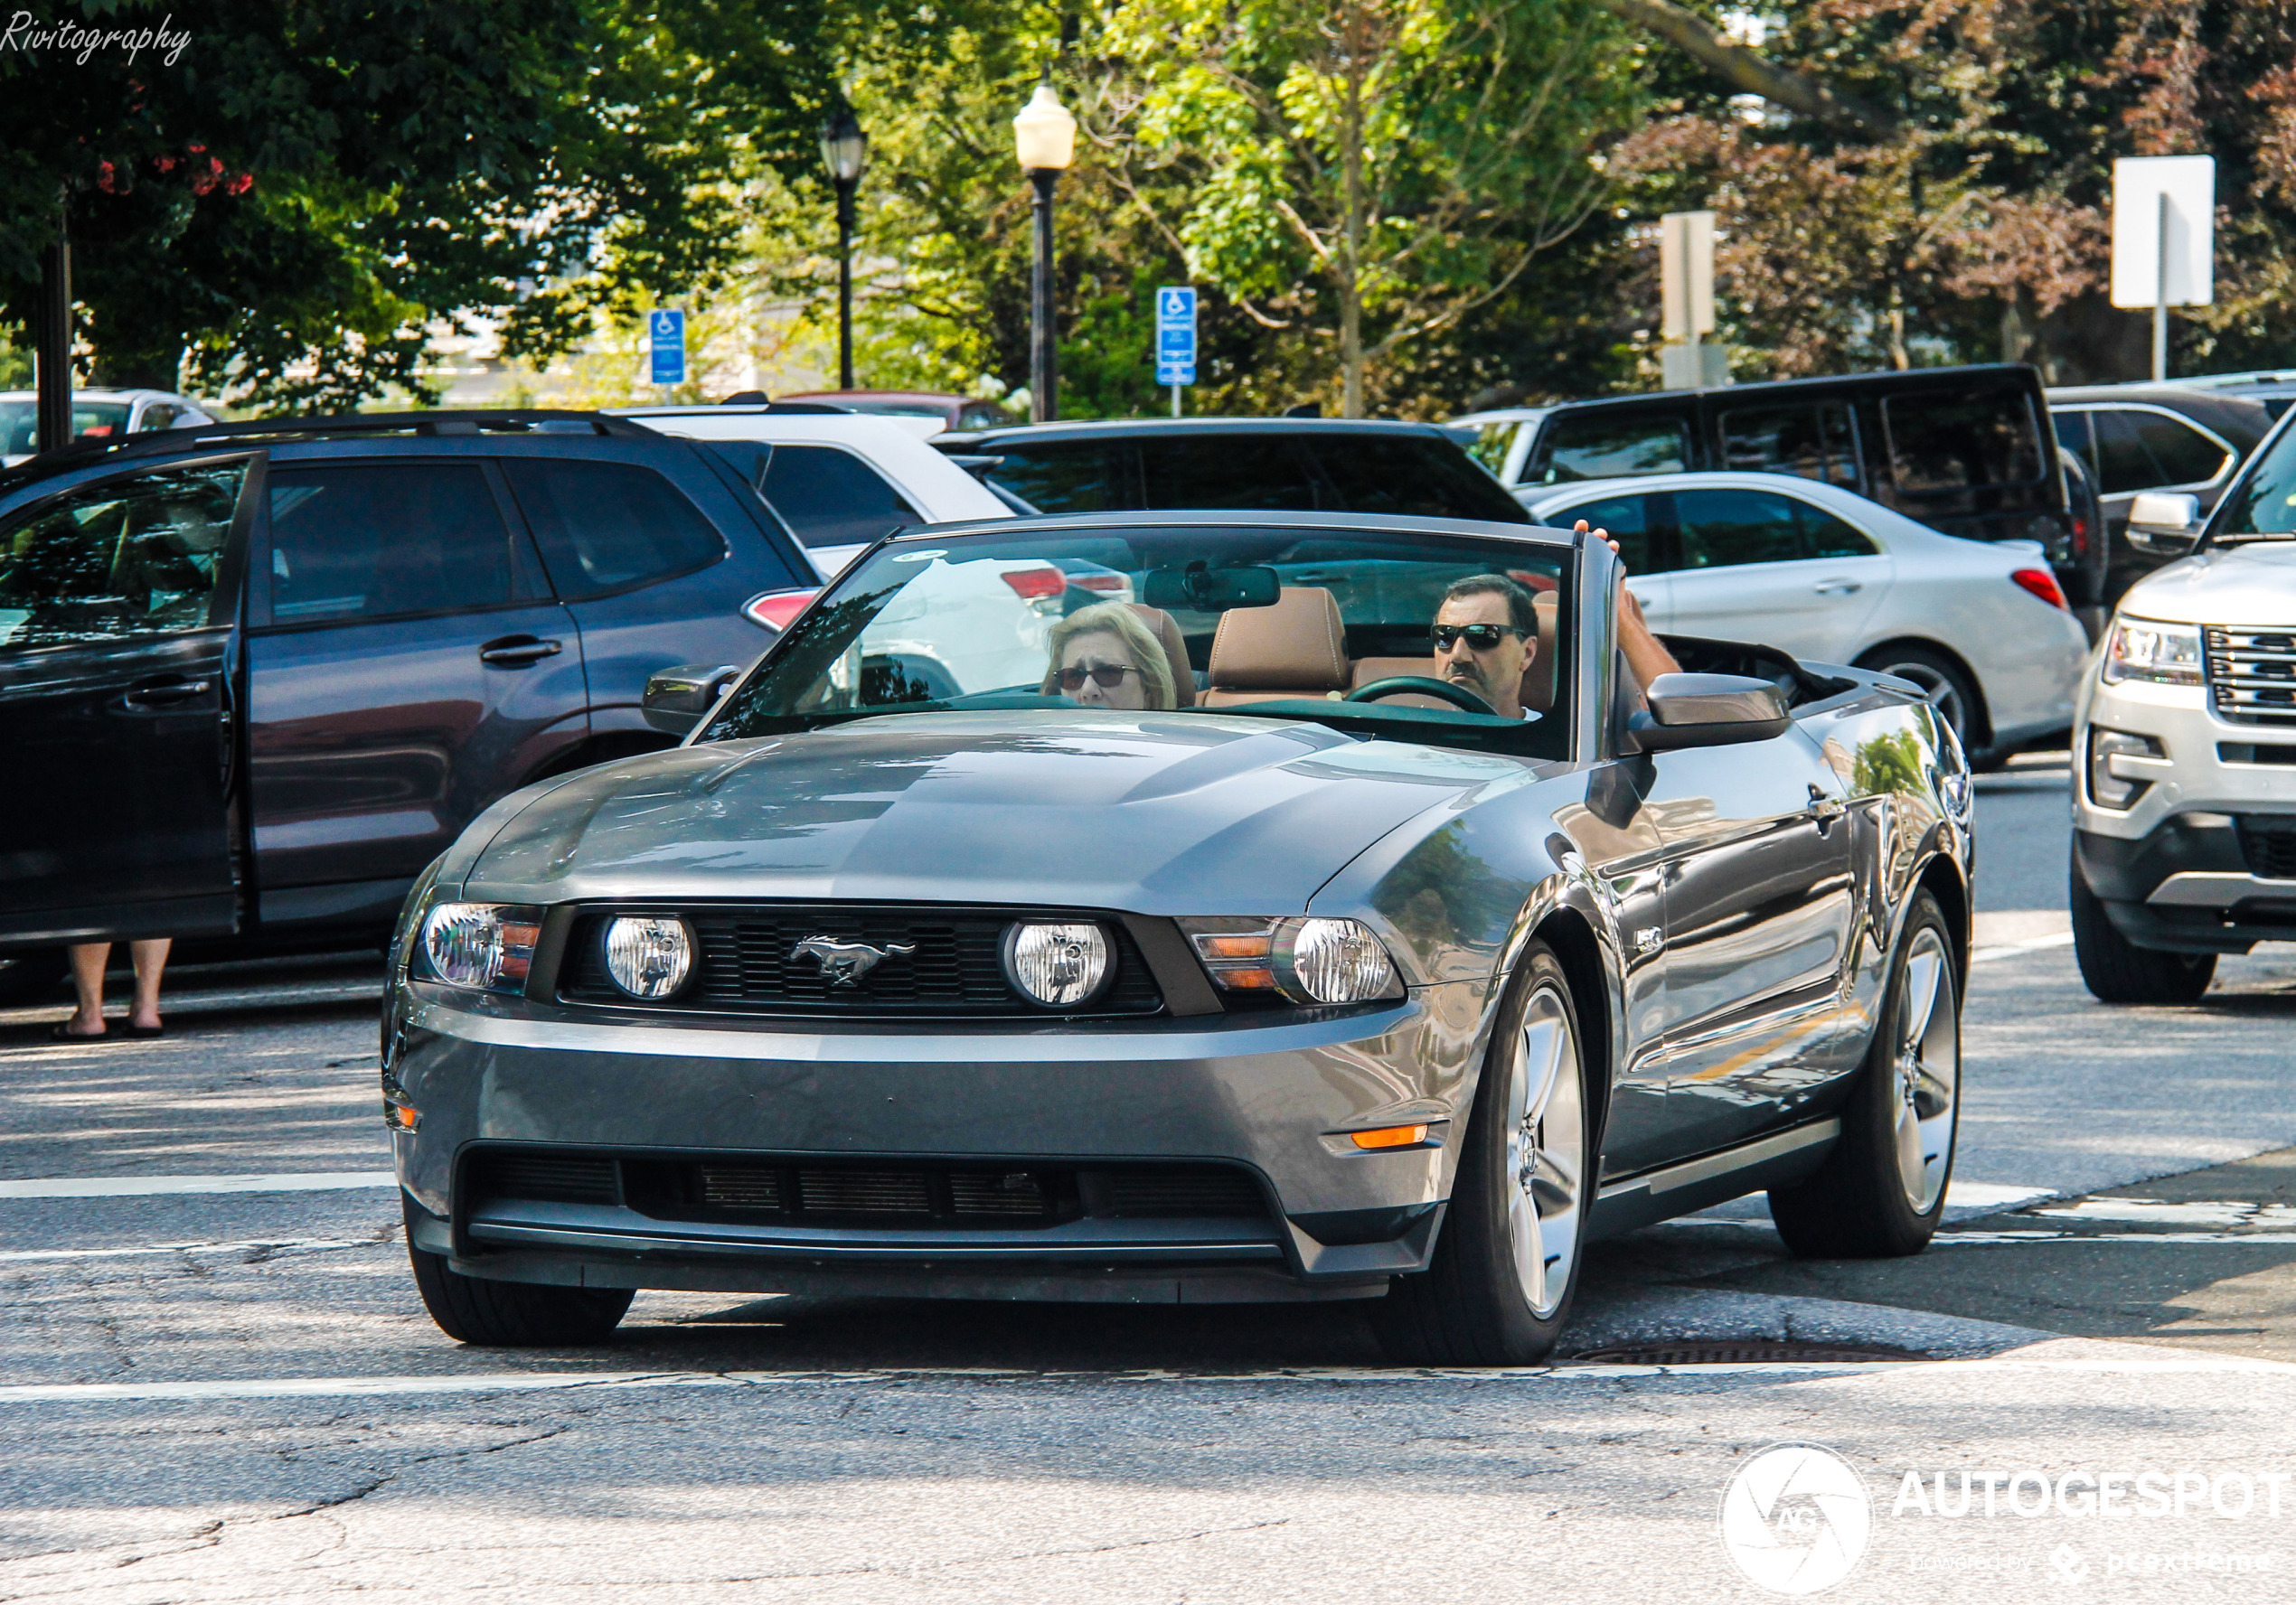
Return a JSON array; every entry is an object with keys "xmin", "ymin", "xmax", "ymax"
[
  {"xmin": 1372, "ymin": 943, "xmax": 1593, "ymax": 1366},
  {"xmin": 1770, "ymin": 890, "xmax": 1961, "ymax": 1259},
  {"xmin": 404, "ymin": 1197, "xmax": 632, "ymax": 1347},
  {"xmin": 2070, "ymin": 844, "xmax": 2215, "ymax": 1003}
]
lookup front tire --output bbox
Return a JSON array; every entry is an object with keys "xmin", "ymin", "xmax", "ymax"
[
  {"xmin": 1373, "ymin": 943, "xmax": 1592, "ymax": 1366},
  {"xmin": 405, "ymin": 1197, "xmax": 632, "ymax": 1347},
  {"xmin": 2070, "ymin": 844, "xmax": 2216, "ymax": 1003},
  {"xmin": 1770, "ymin": 889, "xmax": 1961, "ymax": 1259}
]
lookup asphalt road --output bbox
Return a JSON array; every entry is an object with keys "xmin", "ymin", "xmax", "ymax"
[{"xmin": 6, "ymin": 757, "xmax": 2296, "ymax": 1602}]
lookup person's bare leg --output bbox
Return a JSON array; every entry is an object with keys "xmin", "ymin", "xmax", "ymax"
[
  {"xmin": 127, "ymin": 939, "xmax": 171, "ymax": 1031},
  {"xmin": 65, "ymin": 943, "xmax": 109, "ymax": 1036}
]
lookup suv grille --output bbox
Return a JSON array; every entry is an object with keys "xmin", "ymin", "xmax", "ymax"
[
  {"xmin": 462, "ymin": 1147, "xmax": 1272, "ymax": 1232},
  {"xmin": 2237, "ymin": 816, "xmax": 2296, "ymax": 880},
  {"xmin": 2207, "ymin": 627, "xmax": 2296, "ymax": 723},
  {"xmin": 558, "ymin": 905, "xmax": 1163, "ymax": 1018}
]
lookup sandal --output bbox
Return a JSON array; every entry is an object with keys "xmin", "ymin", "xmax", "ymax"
[
  {"xmin": 50, "ymin": 1021, "xmax": 107, "ymax": 1041},
  {"xmin": 121, "ymin": 1022, "xmax": 166, "ymax": 1039}
]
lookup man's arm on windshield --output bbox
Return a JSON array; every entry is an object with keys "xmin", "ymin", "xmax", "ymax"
[{"xmin": 1572, "ymin": 519, "xmax": 1682, "ymax": 687}]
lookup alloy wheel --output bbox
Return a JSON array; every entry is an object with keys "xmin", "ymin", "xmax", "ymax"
[
  {"xmin": 1877, "ymin": 659, "xmax": 1965, "ymax": 742},
  {"xmin": 1892, "ymin": 926, "xmax": 1960, "ymax": 1214},
  {"xmin": 1505, "ymin": 984, "xmax": 1585, "ymax": 1319}
]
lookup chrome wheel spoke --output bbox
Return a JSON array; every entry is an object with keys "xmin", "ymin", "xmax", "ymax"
[
  {"xmin": 1889, "ymin": 928, "xmax": 1959, "ymax": 1215},
  {"xmin": 1510, "ymin": 1178, "xmax": 1547, "ymax": 1311},
  {"xmin": 1503, "ymin": 985, "xmax": 1584, "ymax": 1320},
  {"xmin": 1898, "ymin": 952, "xmax": 1943, "ymax": 1055},
  {"xmin": 1520, "ymin": 1018, "xmax": 1564, "ymax": 1127}
]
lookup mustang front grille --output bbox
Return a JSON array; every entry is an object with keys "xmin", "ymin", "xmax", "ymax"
[
  {"xmin": 462, "ymin": 1147, "xmax": 1272, "ymax": 1232},
  {"xmin": 556, "ymin": 904, "xmax": 1163, "ymax": 1018},
  {"xmin": 2207, "ymin": 627, "xmax": 2296, "ymax": 724}
]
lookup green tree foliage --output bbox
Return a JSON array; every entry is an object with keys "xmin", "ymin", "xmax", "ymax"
[{"xmin": 0, "ymin": 0, "xmax": 854, "ymax": 408}]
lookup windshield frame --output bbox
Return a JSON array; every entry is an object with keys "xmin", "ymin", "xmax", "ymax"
[
  {"xmin": 2201, "ymin": 403, "xmax": 2296, "ymax": 548},
  {"xmin": 697, "ymin": 511, "xmax": 1583, "ymax": 756}
]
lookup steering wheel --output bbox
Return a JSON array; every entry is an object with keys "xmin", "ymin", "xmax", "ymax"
[{"xmin": 1343, "ymin": 675, "xmax": 1495, "ymax": 716}]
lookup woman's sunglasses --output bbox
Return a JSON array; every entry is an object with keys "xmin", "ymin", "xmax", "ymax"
[
  {"xmin": 1057, "ymin": 662, "xmax": 1142, "ymax": 690},
  {"xmin": 1432, "ymin": 624, "xmax": 1527, "ymax": 652}
]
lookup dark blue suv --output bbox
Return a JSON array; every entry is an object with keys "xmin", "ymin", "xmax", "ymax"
[{"xmin": 0, "ymin": 412, "xmax": 814, "ymax": 992}]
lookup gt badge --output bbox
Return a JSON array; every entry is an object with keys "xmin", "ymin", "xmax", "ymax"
[{"xmin": 791, "ymin": 934, "xmax": 918, "ymax": 987}]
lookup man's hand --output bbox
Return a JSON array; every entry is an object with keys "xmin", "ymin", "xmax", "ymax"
[{"xmin": 1571, "ymin": 517, "xmax": 1681, "ymax": 687}]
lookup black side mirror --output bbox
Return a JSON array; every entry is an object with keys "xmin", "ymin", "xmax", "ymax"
[
  {"xmin": 643, "ymin": 663, "xmax": 743, "ymax": 736},
  {"xmin": 1629, "ymin": 672, "xmax": 1791, "ymax": 751}
]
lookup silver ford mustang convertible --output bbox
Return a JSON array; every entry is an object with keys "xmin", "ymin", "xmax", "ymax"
[{"xmin": 384, "ymin": 511, "xmax": 1972, "ymax": 1363}]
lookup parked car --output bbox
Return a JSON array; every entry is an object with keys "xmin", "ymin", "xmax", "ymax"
[
  {"xmin": 2069, "ymin": 406, "xmax": 2296, "ymax": 1003},
  {"xmin": 773, "ymin": 390, "xmax": 1019, "ymax": 432},
  {"xmin": 0, "ymin": 410, "xmax": 819, "ymax": 1000},
  {"xmin": 617, "ymin": 405, "xmax": 1009, "ymax": 580},
  {"xmin": 0, "ymin": 388, "xmax": 218, "ymax": 465},
  {"xmin": 1524, "ymin": 472, "xmax": 2091, "ymax": 762},
  {"xmin": 2047, "ymin": 385, "xmax": 2273, "ymax": 605},
  {"xmin": 2170, "ymin": 371, "xmax": 2296, "ymax": 420},
  {"xmin": 934, "ymin": 418, "xmax": 1533, "ymax": 525},
  {"xmin": 384, "ymin": 510, "xmax": 1971, "ymax": 1361},
  {"xmin": 1451, "ymin": 364, "xmax": 2098, "ymax": 608}
]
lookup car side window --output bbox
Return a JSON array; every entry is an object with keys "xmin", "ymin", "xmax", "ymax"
[
  {"xmin": 1719, "ymin": 402, "xmax": 1858, "ymax": 487},
  {"xmin": 2052, "ymin": 410, "xmax": 2096, "ymax": 477},
  {"xmin": 1882, "ymin": 391, "xmax": 2045, "ymax": 490},
  {"xmin": 1301, "ymin": 436, "xmax": 1529, "ymax": 521},
  {"xmin": 1537, "ymin": 415, "xmax": 1689, "ymax": 483},
  {"xmin": 2089, "ymin": 408, "xmax": 2232, "ymax": 493},
  {"xmin": 1796, "ymin": 500, "xmax": 1879, "ymax": 558},
  {"xmin": 759, "ymin": 445, "xmax": 920, "ymax": 550},
  {"xmin": 1555, "ymin": 493, "xmax": 1661, "ymax": 573},
  {"xmin": 1674, "ymin": 488, "xmax": 1805, "ymax": 568},
  {"xmin": 1140, "ymin": 436, "xmax": 1321, "ymax": 509},
  {"xmin": 268, "ymin": 463, "xmax": 513, "ymax": 624},
  {"xmin": 0, "ymin": 461, "xmax": 243, "ymax": 649},
  {"xmin": 136, "ymin": 404, "xmax": 181, "ymax": 432},
  {"xmin": 503, "ymin": 458, "xmax": 728, "ymax": 599},
  {"xmin": 983, "ymin": 441, "xmax": 1134, "ymax": 513}
]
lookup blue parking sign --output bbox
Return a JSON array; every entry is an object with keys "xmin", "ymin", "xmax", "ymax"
[
  {"xmin": 648, "ymin": 309, "xmax": 686, "ymax": 387},
  {"xmin": 1154, "ymin": 286, "xmax": 1196, "ymax": 387}
]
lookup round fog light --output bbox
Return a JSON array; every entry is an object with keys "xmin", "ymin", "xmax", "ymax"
[
  {"xmin": 1282, "ymin": 918, "xmax": 1397, "ymax": 1004},
  {"xmin": 603, "ymin": 916, "xmax": 694, "ymax": 1000},
  {"xmin": 1002, "ymin": 922, "xmax": 1110, "ymax": 1008}
]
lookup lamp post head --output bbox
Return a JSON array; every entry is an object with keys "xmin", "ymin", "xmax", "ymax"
[
  {"xmin": 820, "ymin": 107, "xmax": 868, "ymax": 187},
  {"xmin": 1012, "ymin": 81, "xmax": 1076, "ymax": 174}
]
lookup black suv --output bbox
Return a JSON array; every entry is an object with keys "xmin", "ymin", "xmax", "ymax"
[
  {"xmin": 937, "ymin": 418, "xmax": 1532, "ymax": 524},
  {"xmin": 0, "ymin": 412, "xmax": 815, "ymax": 995}
]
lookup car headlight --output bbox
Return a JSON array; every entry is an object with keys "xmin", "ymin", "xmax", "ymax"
[
  {"xmin": 418, "ymin": 903, "xmax": 542, "ymax": 994},
  {"xmin": 1002, "ymin": 921, "xmax": 1110, "ymax": 1008},
  {"xmin": 1179, "ymin": 916, "xmax": 1405, "ymax": 1005},
  {"xmin": 603, "ymin": 915, "xmax": 695, "ymax": 1000},
  {"xmin": 2102, "ymin": 615, "xmax": 2203, "ymax": 685},
  {"xmin": 2088, "ymin": 727, "xmax": 2166, "ymax": 811}
]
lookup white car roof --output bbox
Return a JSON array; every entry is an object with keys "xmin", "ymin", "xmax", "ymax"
[
  {"xmin": 0, "ymin": 388, "xmax": 210, "ymax": 407},
  {"xmin": 613, "ymin": 407, "xmax": 1007, "ymax": 526}
]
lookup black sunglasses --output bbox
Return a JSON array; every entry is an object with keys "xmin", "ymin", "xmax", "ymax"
[
  {"xmin": 1057, "ymin": 662, "xmax": 1142, "ymax": 690},
  {"xmin": 1432, "ymin": 624, "xmax": 1527, "ymax": 652}
]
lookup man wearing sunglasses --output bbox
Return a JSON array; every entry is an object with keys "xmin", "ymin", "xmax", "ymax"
[{"xmin": 1432, "ymin": 520, "xmax": 1680, "ymax": 719}]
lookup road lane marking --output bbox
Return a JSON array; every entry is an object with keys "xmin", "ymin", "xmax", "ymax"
[
  {"xmin": 1971, "ymin": 932, "xmax": 2075, "ymax": 963},
  {"xmin": 1936, "ymin": 1230, "xmax": 2296, "ymax": 1245},
  {"xmin": 4, "ymin": 1356, "xmax": 2294, "ymax": 1403},
  {"xmin": 0, "ymin": 1171, "xmax": 395, "ymax": 1199},
  {"xmin": 0, "ymin": 1238, "xmax": 374, "ymax": 1263}
]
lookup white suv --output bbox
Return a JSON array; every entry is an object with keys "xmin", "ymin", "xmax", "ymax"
[{"xmin": 2072, "ymin": 418, "xmax": 2296, "ymax": 1001}]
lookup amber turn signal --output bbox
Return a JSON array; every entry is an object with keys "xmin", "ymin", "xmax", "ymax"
[{"xmin": 1350, "ymin": 1123, "xmax": 1428, "ymax": 1150}]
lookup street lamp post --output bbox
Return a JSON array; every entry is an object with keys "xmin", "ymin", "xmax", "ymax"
[
  {"xmin": 819, "ymin": 107, "xmax": 869, "ymax": 391},
  {"xmin": 1012, "ymin": 80, "xmax": 1075, "ymax": 424}
]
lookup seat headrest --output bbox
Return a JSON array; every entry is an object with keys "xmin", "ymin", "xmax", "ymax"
[
  {"xmin": 1125, "ymin": 603, "xmax": 1196, "ymax": 708},
  {"xmin": 1208, "ymin": 587, "xmax": 1349, "ymax": 692}
]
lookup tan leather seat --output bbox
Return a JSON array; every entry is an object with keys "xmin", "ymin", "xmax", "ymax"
[
  {"xmin": 1346, "ymin": 593, "xmax": 1559, "ymax": 712},
  {"xmin": 1203, "ymin": 587, "xmax": 1350, "ymax": 707},
  {"xmin": 1125, "ymin": 603, "xmax": 1196, "ymax": 708}
]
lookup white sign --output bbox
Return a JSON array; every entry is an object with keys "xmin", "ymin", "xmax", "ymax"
[
  {"xmin": 1660, "ymin": 211, "xmax": 1717, "ymax": 342},
  {"xmin": 2111, "ymin": 156, "xmax": 2215, "ymax": 308},
  {"xmin": 1155, "ymin": 286, "xmax": 1196, "ymax": 386}
]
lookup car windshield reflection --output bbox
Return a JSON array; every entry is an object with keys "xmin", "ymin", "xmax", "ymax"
[{"xmin": 705, "ymin": 524, "xmax": 1575, "ymax": 756}]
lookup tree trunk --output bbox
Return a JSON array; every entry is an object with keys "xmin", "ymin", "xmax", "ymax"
[{"xmin": 1338, "ymin": 2, "xmax": 1369, "ymax": 418}]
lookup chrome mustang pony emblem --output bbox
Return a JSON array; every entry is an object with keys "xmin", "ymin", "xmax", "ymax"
[{"xmin": 791, "ymin": 934, "xmax": 917, "ymax": 987}]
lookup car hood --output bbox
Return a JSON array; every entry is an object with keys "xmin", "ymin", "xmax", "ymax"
[
  {"xmin": 460, "ymin": 710, "xmax": 1540, "ymax": 914},
  {"xmin": 2121, "ymin": 540, "xmax": 2296, "ymax": 625}
]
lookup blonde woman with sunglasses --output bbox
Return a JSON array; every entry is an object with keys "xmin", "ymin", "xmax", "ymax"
[{"xmin": 1040, "ymin": 601, "xmax": 1178, "ymax": 711}]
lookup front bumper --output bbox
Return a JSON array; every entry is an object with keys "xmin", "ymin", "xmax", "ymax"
[{"xmin": 389, "ymin": 979, "xmax": 1489, "ymax": 1300}]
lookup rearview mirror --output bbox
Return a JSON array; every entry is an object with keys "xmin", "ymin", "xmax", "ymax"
[
  {"xmin": 2125, "ymin": 491, "xmax": 2203, "ymax": 558},
  {"xmin": 1141, "ymin": 563, "xmax": 1282, "ymax": 612},
  {"xmin": 1629, "ymin": 672, "xmax": 1791, "ymax": 751},
  {"xmin": 643, "ymin": 662, "xmax": 743, "ymax": 736}
]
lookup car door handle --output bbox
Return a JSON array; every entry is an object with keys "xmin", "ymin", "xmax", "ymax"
[
  {"xmin": 1806, "ymin": 784, "xmax": 1846, "ymax": 831},
  {"xmin": 1811, "ymin": 578, "xmax": 1863, "ymax": 596},
  {"xmin": 478, "ymin": 635, "xmax": 563, "ymax": 666},
  {"xmin": 118, "ymin": 678, "xmax": 212, "ymax": 708}
]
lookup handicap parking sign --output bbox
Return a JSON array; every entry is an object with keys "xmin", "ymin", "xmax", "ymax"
[
  {"xmin": 1155, "ymin": 286, "xmax": 1196, "ymax": 387},
  {"xmin": 648, "ymin": 309, "xmax": 686, "ymax": 387}
]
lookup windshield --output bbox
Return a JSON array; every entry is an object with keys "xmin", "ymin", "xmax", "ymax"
[
  {"xmin": 0, "ymin": 401, "xmax": 133, "ymax": 456},
  {"xmin": 2213, "ymin": 424, "xmax": 2296, "ymax": 540},
  {"xmin": 704, "ymin": 524, "xmax": 1574, "ymax": 757}
]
